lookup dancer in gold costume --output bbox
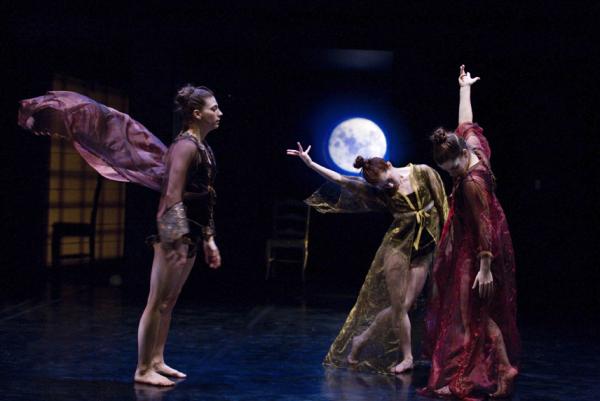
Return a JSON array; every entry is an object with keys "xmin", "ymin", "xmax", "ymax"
[{"xmin": 287, "ymin": 143, "xmax": 447, "ymax": 374}]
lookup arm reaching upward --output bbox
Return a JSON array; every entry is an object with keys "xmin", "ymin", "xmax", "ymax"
[
  {"xmin": 458, "ymin": 64, "xmax": 480, "ymax": 125},
  {"xmin": 458, "ymin": 65, "xmax": 486, "ymax": 152}
]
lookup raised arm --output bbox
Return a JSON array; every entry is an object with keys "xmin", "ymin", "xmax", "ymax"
[
  {"xmin": 458, "ymin": 65, "xmax": 488, "ymax": 154},
  {"xmin": 458, "ymin": 64, "xmax": 480, "ymax": 125},
  {"xmin": 286, "ymin": 142, "xmax": 350, "ymax": 186}
]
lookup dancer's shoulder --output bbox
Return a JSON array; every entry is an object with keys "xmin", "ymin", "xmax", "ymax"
[{"xmin": 414, "ymin": 164, "xmax": 440, "ymax": 177}]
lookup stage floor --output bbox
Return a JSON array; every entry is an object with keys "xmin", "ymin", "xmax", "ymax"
[{"xmin": 0, "ymin": 285, "xmax": 597, "ymax": 401}]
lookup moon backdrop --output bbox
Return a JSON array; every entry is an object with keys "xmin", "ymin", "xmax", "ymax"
[{"xmin": 328, "ymin": 118, "xmax": 387, "ymax": 173}]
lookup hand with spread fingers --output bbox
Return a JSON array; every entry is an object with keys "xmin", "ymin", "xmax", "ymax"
[
  {"xmin": 458, "ymin": 64, "xmax": 481, "ymax": 87},
  {"xmin": 286, "ymin": 142, "xmax": 313, "ymax": 166}
]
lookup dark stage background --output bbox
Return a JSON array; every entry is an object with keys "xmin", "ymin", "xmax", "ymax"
[{"xmin": 2, "ymin": 2, "xmax": 598, "ymax": 328}]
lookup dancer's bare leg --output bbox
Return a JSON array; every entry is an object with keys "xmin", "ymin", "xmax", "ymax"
[
  {"xmin": 347, "ymin": 307, "xmax": 392, "ymax": 364},
  {"xmin": 488, "ymin": 319, "xmax": 518, "ymax": 398},
  {"xmin": 151, "ymin": 253, "xmax": 195, "ymax": 378},
  {"xmin": 346, "ymin": 250, "xmax": 398, "ymax": 365},
  {"xmin": 134, "ymin": 242, "xmax": 189, "ymax": 386},
  {"xmin": 348, "ymin": 251, "xmax": 432, "ymax": 368},
  {"xmin": 384, "ymin": 256, "xmax": 410, "ymax": 373},
  {"xmin": 390, "ymin": 251, "xmax": 431, "ymax": 374}
]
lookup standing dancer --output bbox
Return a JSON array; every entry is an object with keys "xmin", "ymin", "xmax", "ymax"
[
  {"xmin": 421, "ymin": 66, "xmax": 520, "ymax": 399},
  {"xmin": 18, "ymin": 85, "xmax": 223, "ymax": 387},
  {"xmin": 136, "ymin": 85, "xmax": 222, "ymax": 386},
  {"xmin": 287, "ymin": 144, "xmax": 447, "ymax": 374}
]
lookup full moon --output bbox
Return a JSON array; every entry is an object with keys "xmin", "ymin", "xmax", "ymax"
[{"xmin": 328, "ymin": 118, "xmax": 387, "ymax": 173}]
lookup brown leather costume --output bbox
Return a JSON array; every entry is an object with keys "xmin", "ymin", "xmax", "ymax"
[{"xmin": 148, "ymin": 132, "xmax": 217, "ymax": 257}]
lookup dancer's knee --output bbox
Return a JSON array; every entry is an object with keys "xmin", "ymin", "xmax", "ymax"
[
  {"xmin": 402, "ymin": 298, "xmax": 415, "ymax": 312},
  {"xmin": 391, "ymin": 304, "xmax": 408, "ymax": 324},
  {"xmin": 147, "ymin": 295, "xmax": 177, "ymax": 315},
  {"xmin": 160, "ymin": 294, "xmax": 179, "ymax": 313}
]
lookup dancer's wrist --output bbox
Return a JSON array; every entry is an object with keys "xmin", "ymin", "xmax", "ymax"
[{"xmin": 479, "ymin": 259, "xmax": 491, "ymax": 274}]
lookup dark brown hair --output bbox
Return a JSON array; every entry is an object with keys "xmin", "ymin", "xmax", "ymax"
[
  {"xmin": 174, "ymin": 84, "xmax": 214, "ymax": 128},
  {"xmin": 430, "ymin": 127, "xmax": 468, "ymax": 165},
  {"xmin": 353, "ymin": 156, "xmax": 390, "ymax": 184}
]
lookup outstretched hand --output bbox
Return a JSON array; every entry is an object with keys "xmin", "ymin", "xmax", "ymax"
[
  {"xmin": 286, "ymin": 142, "xmax": 313, "ymax": 166},
  {"xmin": 459, "ymin": 64, "xmax": 480, "ymax": 87},
  {"xmin": 472, "ymin": 268, "xmax": 494, "ymax": 299}
]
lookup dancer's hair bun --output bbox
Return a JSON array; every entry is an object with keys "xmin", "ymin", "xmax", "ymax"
[
  {"xmin": 431, "ymin": 127, "xmax": 448, "ymax": 145},
  {"xmin": 354, "ymin": 155, "xmax": 367, "ymax": 169},
  {"xmin": 174, "ymin": 84, "xmax": 196, "ymax": 113}
]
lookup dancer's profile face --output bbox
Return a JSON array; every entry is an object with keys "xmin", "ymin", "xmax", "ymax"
[
  {"xmin": 439, "ymin": 150, "xmax": 469, "ymax": 177},
  {"xmin": 193, "ymin": 96, "xmax": 223, "ymax": 130},
  {"xmin": 374, "ymin": 165, "xmax": 396, "ymax": 191}
]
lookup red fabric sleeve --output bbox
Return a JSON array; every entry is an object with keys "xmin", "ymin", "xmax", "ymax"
[
  {"xmin": 462, "ymin": 176, "xmax": 493, "ymax": 256},
  {"xmin": 456, "ymin": 122, "xmax": 491, "ymax": 160}
]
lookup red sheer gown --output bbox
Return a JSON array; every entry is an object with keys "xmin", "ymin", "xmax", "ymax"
[{"xmin": 421, "ymin": 123, "xmax": 520, "ymax": 400}]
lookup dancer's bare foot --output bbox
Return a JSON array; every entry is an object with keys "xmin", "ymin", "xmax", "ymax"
[
  {"xmin": 134, "ymin": 369, "xmax": 175, "ymax": 387},
  {"xmin": 434, "ymin": 385, "xmax": 452, "ymax": 396},
  {"xmin": 391, "ymin": 357, "xmax": 414, "ymax": 374},
  {"xmin": 347, "ymin": 335, "xmax": 366, "ymax": 364},
  {"xmin": 490, "ymin": 366, "xmax": 518, "ymax": 398},
  {"xmin": 153, "ymin": 362, "xmax": 187, "ymax": 378}
]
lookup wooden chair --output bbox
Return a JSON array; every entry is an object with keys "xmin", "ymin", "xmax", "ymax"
[
  {"xmin": 51, "ymin": 175, "xmax": 103, "ymax": 268},
  {"xmin": 265, "ymin": 199, "xmax": 311, "ymax": 282}
]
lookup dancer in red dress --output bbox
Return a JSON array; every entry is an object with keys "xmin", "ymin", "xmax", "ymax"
[{"xmin": 421, "ymin": 66, "xmax": 520, "ymax": 400}]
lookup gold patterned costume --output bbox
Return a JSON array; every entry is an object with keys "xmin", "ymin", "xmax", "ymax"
[{"xmin": 306, "ymin": 164, "xmax": 448, "ymax": 374}]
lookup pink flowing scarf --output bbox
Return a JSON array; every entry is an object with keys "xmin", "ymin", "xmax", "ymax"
[{"xmin": 18, "ymin": 91, "xmax": 168, "ymax": 192}]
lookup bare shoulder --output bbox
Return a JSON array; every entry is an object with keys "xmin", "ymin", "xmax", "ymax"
[
  {"xmin": 170, "ymin": 137, "xmax": 198, "ymax": 161},
  {"xmin": 173, "ymin": 136, "xmax": 198, "ymax": 150}
]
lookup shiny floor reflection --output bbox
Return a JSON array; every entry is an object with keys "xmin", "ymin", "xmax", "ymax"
[{"xmin": 0, "ymin": 285, "xmax": 597, "ymax": 401}]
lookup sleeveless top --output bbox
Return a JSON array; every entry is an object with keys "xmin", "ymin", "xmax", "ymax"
[{"xmin": 170, "ymin": 132, "xmax": 217, "ymax": 239}]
